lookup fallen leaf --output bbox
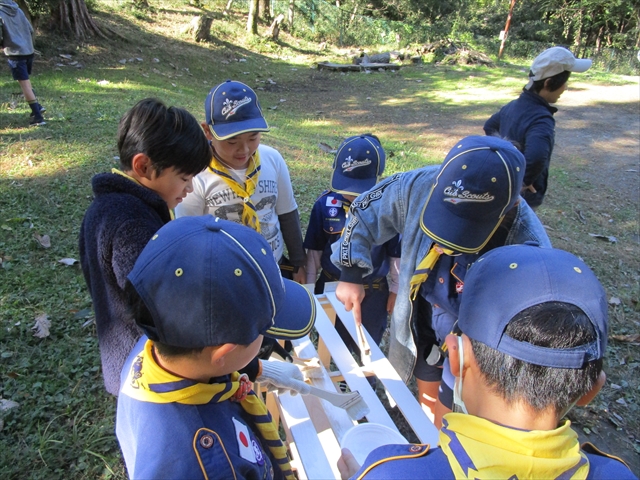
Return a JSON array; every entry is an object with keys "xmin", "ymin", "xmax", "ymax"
[
  {"xmin": 58, "ymin": 258, "xmax": 78, "ymax": 266},
  {"xmin": 0, "ymin": 399, "xmax": 19, "ymax": 412},
  {"xmin": 609, "ymin": 297, "xmax": 621, "ymax": 305},
  {"xmin": 59, "ymin": 54, "xmax": 72, "ymax": 60},
  {"xmin": 33, "ymin": 232, "xmax": 51, "ymax": 248},
  {"xmin": 611, "ymin": 334, "xmax": 640, "ymax": 344},
  {"xmin": 32, "ymin": 313, "xmax": 51, "ymax": 338},
  {"xmin": 119, "ymin": 59, "xmax": 127, "ymax": 64},
  {"xmin": 588, "ymin": 233, "xmax": 617, "ymax": 243},
  {"xmin": 279, "ymin": 98, "xmax": 287, "ymax": 102},
  {"xmin": 318, "ymin": 142, "xmax": 337, "ymax": 154},
  {"xmin": 268, "ymin": 106, "xmax": 278, "ymax": 110}
]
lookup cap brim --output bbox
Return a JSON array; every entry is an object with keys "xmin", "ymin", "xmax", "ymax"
[
  {"xmin": 330, "ymin": 172, "xmax": 377, "ymax": 196},
  {"xmin": 211, "ymin": 118, "xmax": 270, "ymax": 141},
  {"xmin": 420, "ymin": 190, "xmax": 504, "ymax": 253},
  {"xmin": 265, "ymin": 280, "xmax": 316, "ymax": 340},
  {"xmin": 570, "ymin": 58, "xmax": 592, "ymax": 73}
]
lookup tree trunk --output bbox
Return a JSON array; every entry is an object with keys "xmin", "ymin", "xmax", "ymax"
[
  {"xmin": 247, "ymin": 0, "xmax": 259, "ymax": 34},
  {"xmin": 287, "ymin": 0, "xmax": 294, "ymax": 31},
  {"xmin": 16, "ymin": 0, "xmax": 31, "ymax": 24},
  {"xmin": 190, "ymin": 15, "xmax": 212, "ymax": 42},
  {"xmin": 223, "ymin": 0, "xmax": 234, "ymax": 15},
  {"xmin": 267, "ymin": 13, "xmax": 284, "ymax": 40},
  {"xmin": 53, "ymin": 0, "xmax": 108, "ymax": 39},
  {"xmin": 259, "ymin": 0, "xmax": 272, "ymax": 22}
]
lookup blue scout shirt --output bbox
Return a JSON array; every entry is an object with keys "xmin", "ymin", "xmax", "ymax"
[{"xmin": 304, "ymin": 191, "xmax": 400, "ymax": 282}]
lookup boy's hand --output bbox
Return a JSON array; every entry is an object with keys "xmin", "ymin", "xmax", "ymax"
[
  {"xmin": 337, "ymin": 448, "xmax": 360, "ymax": 479},
  {"xmin": 293, "ymin": 265, "xmax": 307, "ymax": 284},
  {"xmin": 257, "ymin": 359, "xmax": 311, "ymax": 396},
  {"xmin": 336, "ymin": 281, "xmax": 365, "ymax": 326}
]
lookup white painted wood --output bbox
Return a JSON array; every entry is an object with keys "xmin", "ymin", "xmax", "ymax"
[
  {"xmin": 276, "ymin": 391, "xmax": 335, "ymax": 479},
  {"xmin": 311, "ymin": 296, "xmax": 399, "ymax": 434},
  {"xmin": 325, "ymin": 292, "xmax": 440, "ymax": 445}
]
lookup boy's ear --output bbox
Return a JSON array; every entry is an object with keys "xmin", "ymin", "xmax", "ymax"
[
  {"xmin": 209, "ymin": 343, "xmax": 238, "ymax": 366},
  {"xmin": 201, "ymin": 122, "xmax": 214, "ymax": 141},
  {"xmin": 445, "ymin": 334, "xmax": 461, "ymax": 377},
  {"xmin": 131, "ymin": 153, "xmax": 154, "ymax": 180},
  {"xmin": 576, "ymin": 370, "xmax": 606, "ymax": 407}
]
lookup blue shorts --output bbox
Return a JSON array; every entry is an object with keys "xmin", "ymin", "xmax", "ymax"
[{"xmin": 7, "ymin": 55, "xmax": 34, "ymax": 81}]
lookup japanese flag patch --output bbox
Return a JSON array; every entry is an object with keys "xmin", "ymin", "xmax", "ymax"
[
  {"xmin": 326, "ymin": 196, "xmax": 342, "ymax": 207},
  {"xmin": 233, "ymin": 417, "xmax": 261, "ymax": 464}
]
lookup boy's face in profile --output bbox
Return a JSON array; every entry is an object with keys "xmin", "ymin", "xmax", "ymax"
[
  {"xmin": 209, "ymin": 131, "xmax": 261, "ymax": 169},
  {"xmin": 147, "ymin": 167, "xmax": 195, "ymax": 210}
]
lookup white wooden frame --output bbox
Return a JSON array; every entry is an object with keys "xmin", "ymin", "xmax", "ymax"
[{"xmin": 267, "ymin": 284, "xmax": 438, "ymax": 479}]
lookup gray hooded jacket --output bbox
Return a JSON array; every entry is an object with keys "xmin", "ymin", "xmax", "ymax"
[
  {"xmin": 331, "ymin": 167, "xmax": 551, "ymax": 383},
  {"xmin": 0, "ymin": 1, "xmax": 34, "ymax": 57}
]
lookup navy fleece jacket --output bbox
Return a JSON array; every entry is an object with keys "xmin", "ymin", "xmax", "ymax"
[{"xmin": 79, "ymin": 173, "xmax": 171, "ymax": 395}]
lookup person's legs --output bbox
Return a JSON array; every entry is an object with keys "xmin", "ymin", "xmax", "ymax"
[
  {"xmin": 9, "ymin": 56, "xmax": 45, "ymax": 125},
  {"xmin": 412, "ymin": 295, "xmax": 443, "ymax": 423}
]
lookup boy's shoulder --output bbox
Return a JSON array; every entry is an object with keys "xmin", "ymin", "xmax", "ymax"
[{"xmin": 582, "ymin": 443, "xmax": 638, "ymax": 480}]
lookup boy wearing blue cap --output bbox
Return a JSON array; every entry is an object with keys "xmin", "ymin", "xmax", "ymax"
[
  {"xmin": 332, "ymin": 136, "xmax": 550, "ymax": 428},
  {"xmin": 117, "ymin": 216, "xmax": 316, "ymax": 479},
  {"xmin": 79, "ymin": 98, "xmax": 212, "ymax": 396},
  {"xmin": 484, "ymin": 47, "xmax": 592, "ymax": 208},
  {"xmin": 339, "ymin": 245, "xmax": 636, "ymax": 479},
  {"xmin": 176, "ymin": 80, "xmax": 307, "ymax": 284},
  {"xmin": 304, "ymin": 134, "xmax": 400, "ymax": 350}
]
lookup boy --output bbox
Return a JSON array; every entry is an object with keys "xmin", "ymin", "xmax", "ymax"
[
  {"xmin": 332, "ymin": 136, "xmax": 550, "ymax": 427},
  {"xmin": 484, "ymin": 46, "xmax": 592, "ymax": 208},
  {"xmin": 0, "ymin": 0, "xmax": 45, "ymax": 126},
  {"xmin": 79, "ymin": 98, "xmax": 212, "ymax": 395},
  {"xmin": 175, "ymin": 80, "xmax": 307, "ymax": 283},
  {"xmin": 117, "ymin": 215, "xmax": 316, "ymax": 479},
  {"xmin": 339, "ymin": 245, "xmax": 637, "ymax": 479},
  {"xmin": 304, "ymin": 134, "xmax": 400, "ymax": 349}
]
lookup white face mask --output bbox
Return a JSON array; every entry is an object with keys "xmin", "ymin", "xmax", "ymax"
[{"xmin": 452, "ymin": 336, "xmax": 468, "ymax": 414}]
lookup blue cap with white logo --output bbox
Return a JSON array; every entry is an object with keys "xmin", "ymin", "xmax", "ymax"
[
  {"xmin": 331, "ymin": 134, "xmax": 386, "ymax": 196},
  {"xmin": 420, "ymin": 135, "xmax": 525, "ymax": 254}
]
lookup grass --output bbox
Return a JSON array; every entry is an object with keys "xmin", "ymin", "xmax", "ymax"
[{"xmin": 1, "ymin": 0, "xmax": 639, "ymax": 477}]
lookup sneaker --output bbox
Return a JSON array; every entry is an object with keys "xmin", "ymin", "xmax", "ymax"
[{"xmin": 29, "ymin": 115, "xmax": 46, "ymax": 126}]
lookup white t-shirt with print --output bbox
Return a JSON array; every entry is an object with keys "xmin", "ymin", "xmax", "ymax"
[{"xmin": 175, "ymin": 144, "xmax": 297, "ymax": 262}]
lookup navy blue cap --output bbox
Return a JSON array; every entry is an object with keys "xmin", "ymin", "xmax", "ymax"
[
  {"xmin": 420, "ymin": 136, "xmax": 525, "ymax": 254},
  {"xmin": 127, "ymin": 216, "xmax": 315, "ymax": 348},
  {"xmin": 205, "ymin": 80, "xmax": 269, "ymax": 140},
  {"xmin": 459, "ymin": 245, "xmax": 608, "ymax": 368},
  {"xmin": 331, "ymin": 135, "xmax": 386, "ymax": 196}
]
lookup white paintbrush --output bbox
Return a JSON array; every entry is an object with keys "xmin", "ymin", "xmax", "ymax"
[{"xmin": 307, "ymin": 385, "xmax": 370, "ymax": 421}]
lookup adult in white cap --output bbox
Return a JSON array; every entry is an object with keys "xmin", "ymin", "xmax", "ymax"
[{"xmin": 484, "ymin": 46, "xmax": 592, "ymax": 209}]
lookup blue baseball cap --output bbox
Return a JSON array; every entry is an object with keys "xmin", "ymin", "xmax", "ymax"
[
  {"xmin": 127, "ymin": 216, "xmax": 316, "ymax": 348},
  {"xmin": 459, "ymin": 245, "xmax": 608, "ymax": 368},
  {"xmin": 205, "ymin": 80, "xmax": 270, "ymax": 140},
  {"xmin": 331, "ymin": 134, "xmax": 386, "ymax": 196},
  {"xmin": 420, "ymin": 136, "xmax": 525, "ymax": 254}
]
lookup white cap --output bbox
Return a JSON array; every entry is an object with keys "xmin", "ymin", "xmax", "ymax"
[{"xmin": 525, "ymin": 47, "xmax": 592, "ymax": 90}]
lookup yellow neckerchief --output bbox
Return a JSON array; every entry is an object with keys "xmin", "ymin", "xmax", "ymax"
[
  {"xmin": 409, "ymin": 243, "xmax": 455, "ymax": 300},
  {"xmin": 440, "ymin": 413, "xmax": 590, "ymax": 479},
  {"xmin": 111, "ymin": 168, "xmax": 175, "ymax": 220},
  {"xmin": 121, "ymin": 340, "xmax": 294, "ymax": 480},
  {"xmin": 208, "ymin": 150, "xmax": 261, "ymax": 233}
]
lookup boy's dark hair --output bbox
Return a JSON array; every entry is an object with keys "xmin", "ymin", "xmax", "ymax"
[
  {"xmin": 470, "ymin": 301, "xmax": 602, "ymax": 415},
  {"xmin": 124, "ymin": 280, "xmax": 206, "ymax": 359},
  {"xmin": 530, "ymin": 70, "xmax": 571, "ymax": 94},
  {"xmin": 117, "ymin": 98, "xmax": 211, "ymax": 176}
]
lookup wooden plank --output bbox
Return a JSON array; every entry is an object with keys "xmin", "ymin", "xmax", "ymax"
[
  {"xmin": 310, "ymin": 296, "xmax": 399, "ymax": 435},
  {"xmin": 276, "ymin": 391, "xmax": 335, "ymax": 479},
  {"xmin": 325, "ymin": 292, "xmax": 440, "ymax": 446}
]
